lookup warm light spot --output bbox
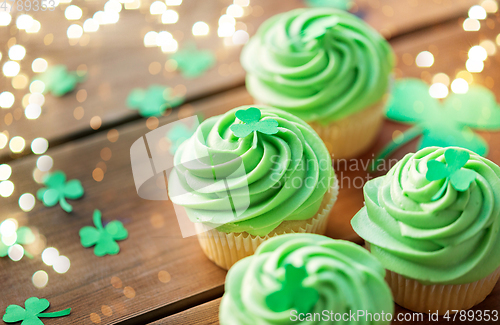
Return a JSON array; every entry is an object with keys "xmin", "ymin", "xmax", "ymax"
[
  {"xmin": 44, "ymin": 34, "xmax": 54, "ymax": 45},
  {"xmin": 234, "ymin": 0, "xmax": 250, "ymax": 6},
  {"xmin": 415, "ymin": 51, "xmax": 434, "ymax": 67},
  {"xmin": 146, "ymin": 117, "xmax": 159, "ymax": 130},
  {"xmin": 101, "ymin": 305, "xmax": 113, "ymax": 317},
  {"xmin": 26, "ymin": 20, "xmax": 41, "ymax": 33},
  {"xmin": 93, "ymin": 168, "xmax": 104, "ymax": 182},
  {"xmin": 90, "ymin": 313, "xmax": 101, "ymax": 324},
  {"xmin": 219, "ymin": 14, "xmax": 236, "ymax": 25},
  {"xmin": 110, "ymin": 276, "xmax": 122, "ymax": 288},
  {"xmin": 74, "ymin": 106, "xmax": 84, "ymax": 120},
  {"xmin": 16, "ymin": 15, "xmax": 34, "ymax": 30},
  {"xmin": 227, "ymin": 4, "xmax": 244, "ymax": 17},
  {"xmin": 463, "ymin": 18, "xmax": 480, "ymax": 31},
  {"xmin": 104, "ymin": 0, "xmax": 122, "ymax": 13},
  {"xmin": 0, "ymin": 219, "xmax": 17, "ymax": 237},
  {"xmin": 0, "ymin": 133, "xmax": 8, "ymax": 149},
  {"xmin": 192, "ymin": 21, "xmax": 209, "ymax": 36},
  {"xmin": 480, "ymin": 40, "xmax": 496, "ymax": 55},
  {"xmin": 12, "ymin": 74, "xmax": 29, "ymax": 89},
  {"xmin": 0, "ymin": 180, "xmax": 14, "ymax": 197},
  {"xmin": 31, "ymin": 138, "xmax": 49, "ymax": 155},
  {"xmin": 156, "ymin": 31, "xmax": 173, "ymax": 46},
  {"xmin": 3, "ymin": 61, "xmax": 21, "ymax": 77},
  {"xmin": 165, "ymin": 59, "xmax": 178, "ymax": 72},
  {"xmin": 65, "ymin": 5, "xmax": 83, "ymax": 20},
  {"xmin": 165, "ymin": 0, "xmax": 182, "ymax": 4},
  {"xmin": 144, "ymin": 31, "xmax": 158, "ymax": 47},
  {"xmin": 25, "ymin": 104, "xmax": 42, "ymax": 120},
  {"xmin": 468, "ymin": 45, "xmax": 488, "ymax": 61},
  {"xmin": 469, "ymin": 5, "xmax": 487, "ymax": 19},
  {"xmin": 53, "ymin": 255, "xmax": 70, "ymax": 274},
  {"xmin": 482, "ymin": 0, "xmax": 498, "ymax": 13},
  {"xmin": 149, "ymin": 62, "xmax": 162, "ymax": 75},
  {"xmin": 173, "ymin": 84, "xmax": 187, "ymax": 97},
  {"xmin": 392, "ymin": 130, "xmax": 404, "ymax": 144},
  {"xmin": 8, "ymin": 244, "xmax": 24, "ymax": 261},
  {"xmin": 100, "ymin": 147, "xmax": 112, "ymax": 161},
  {"xmin": 107, "ymin": 129, "xmax": 119, "ymax": 142},
  {"xmin": 232, "ymin": 30, "xmax": 249, "ymax": 44},
  {"xmin": 96, "ymin": 161, "xmax": 107, "ymax": 173},
  {"xmin": 67, "ymin": 24, "xmax": 83, "ymax": 39},
  {"xmin": 123, "ymin": 286, "xmax": 136, "ymax": 299},
  {"xmin": 29, "ymin": 93, "xmax": 45, "ymax": 106},
  {"xmin": 158, "ymin": 270, "xmax": 171, "ymax": 283},
  {"xmin": 37, "ymin": 155, "xmax": 53, "ymax": 172},
  {"xmin": 0, "ymin": 164, "xmax": 11, "ymax": 181},
  {"xmin": 83, "ymin": 18, "xmax": 99, "ymax": 32},
  {"xmin": 0, "ymin": 12, "xmax": 11, "ymax": 26},
  {"xmin": 31, "ymin": 59, "xmax": 48, "ymax": 74},
  {"xmin": 150, "ymin": 1, "xmax": 166, "ymax": 14},
  {"xmin": 161, "ymin": 39, "xmax": 178, "ymax": 53},
  {"xmin": 5, "ymin": 113, "xmax": 13, "ymax": 126},
  {"xmin": 124, "ymin": 0, "xmax": 140, "ymax": 9},
  {"xmin": 485, "ymin": 76, "xmax": 494, "ymax": 89},
  {"xmin": 451, "ymin": 78, "xmax": 469, "ymax": 94},
  {"xmin": 466, "ymin": 59, "xmax": 484, "ymax": 73},
  {"xmin": 32, "ymin": 270, "xmax": 49, "ymax": 289},
  {"xmin": 218, "ymin": 22, "xmax": 235, "ymax": 37},
  {"xmin": 429, "ymin": 83, "xmax": 449, "ymax": 99},
  {"xmin": 19, "ymin": 193, "xmax": 35, "ymax": 212},
  {"xmin": 0, "ymin": 92, "xmax": 15, "ymax": 108},
  {"xmin": 162, "ymin": 10, "xmax": 179, "ymax": 24},
  {"xmin": 432, "ymin": 73, "xmax": 450, "ymax": 86},
  {"xmin": 8, "ymin": 45, "xmax": 26, "ymax": 61},
  {"xmin": 76, "ymin": 89, "xmax": 87, "ymax": 103},
  {"xmin": 42, "ymin": 247, "xmax": 59, "ymax": 266},
  {"xmin": 30, "ymin": 80, "xmax": 45, "ymax": 93},
  {"xmin": 150, "ymin": 213, "xmax": 164, "ymax": 228},
  {"xmin": 9, "ymin": 136, "xmax": 25, "ymax": 153},
  {"xmin": 90, "ymin": 116, "xmax": 102, "ymax": 130},
  {"xmin": 456, "ymin": 70, "xmax": 473, "ymax": 84}
]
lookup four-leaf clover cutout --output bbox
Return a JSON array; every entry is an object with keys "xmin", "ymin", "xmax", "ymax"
[
  {"xmin": 0, "ymin": 226, "xmax": 35, "ymax": 260},
  {"xmin": 36, "ymin": 171, "xmax": 84, "ymax": 213},
  {"xmin": 230, "ymin": 107, "xmax": 279, "ymax": 138},
  {"xmin": 127, "ymin": 85, "xmax": 184, "ymax": 117},
  {"xmin": 3, "ymin": 297, "xmax": 71, "ymax": 325},
  {"xmin": 79, "ymin": 210, "xmax": 128, "ymax": 256},
  {"xmin": 265, "ymin": 264, "xmax": 319, "ymax": 313},
  {"xmin": 426, "ymin": 148, "xmax": 476, "ymax": 201},
  {"xmin": 170, "ymin": 44, "xmax": 216, "ymax": 78},
  {"xmin": 33, "ymin": 65, "xmax": 84, "ymax": 97}
]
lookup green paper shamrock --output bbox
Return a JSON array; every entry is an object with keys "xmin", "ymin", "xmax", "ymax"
[
  {"xmin": 372, "ymin": 78, "xmax": 500, "ymax": 171},
  {"xmin": 170, "ymin": 44, "xmax": 216, "ymax": 78},
  {"xmin": 127, "ymin": 85, "xmax": 184, "ymax": 117},
  {"xmin": 36, "ymin": 171, "xmax": 84, "ymax": 213},
  {"xmin": 3, "ymin": 297, "xmax": 71, "ymax": 325},
  {"xmin": 230, "ymin": 107, "xmax": 279, "ymax": 138},
  {"xmin": 79, "ymin": 210, "xmax": 128, "ymax": 256},
  {"xmin": 265, "ymin": 264, "xmax": 319, "ymax": 313},
  {"xmin": 0, "ymin": 226, "xmax": 35, "ymax": 259},
  {"xmin": 166, "ymin": 123, "xmax": 196, "ymax": 154},
  {"xmin": 304, "ymin": 0, "xmax": 353, "ymax": 11},
  {"xmin": 33, "ymin": 65, "xmax": 84, "ymax": 97},
  {"xmin": 426, "ymin": 148, "xmax": 476, "ymax": 201}
]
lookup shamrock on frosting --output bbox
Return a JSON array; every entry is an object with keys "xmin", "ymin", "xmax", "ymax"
[
  {"xmin": 372, "ymin": 78, "xmax": 500, "ymax": 171},
  {"xmin": 266, "ymin": 264, "xmax": 319, "ymax": 313},
  {"xmin": 0, "ymin": 226, "xmax": 35, "ymax": 260},
  {"xmin": 36, "ymin": 171, "xmax": 84, "ymax": 213},
  {"xmin": 126, "ymin": 85, "xmax": 184, "ymax": 117},
  {"xmin": 79, "ymin": 210, "xmax": 128, "ymax": 256},
  {"xmin": 426, "ymin": 148, "xmax": 476, "ymax": 201},
  {"xmin": 3, "ymin": 297, "xmax": 71, "ymax": 325},
  {"xmin": 170, "ymin": 43, "xmax": 216, "ymax": 78},
  {"xmin": 230, "ymin": 107, "xmax": 279, "ymax": 138},
  {"xmin": 34, "ymin": 65, "xmax": 84, "ymax": 97}
]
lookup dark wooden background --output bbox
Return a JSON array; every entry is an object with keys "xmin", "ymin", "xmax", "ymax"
[{"xmin": 1, "ymin": 0, "xmax": 499, "ymax": 324}]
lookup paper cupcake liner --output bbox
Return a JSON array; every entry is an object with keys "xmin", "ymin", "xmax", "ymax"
[
  {"xmin": 195, "ymin": 178, "xmax": 339, "ymax": 270},
  {"xmin": 308, "ymin": 97, "xmax": 387, "ymax": 160},
  {"xmin": 386, "ymin": 267, "xmax": 500, "ymax": 315}
]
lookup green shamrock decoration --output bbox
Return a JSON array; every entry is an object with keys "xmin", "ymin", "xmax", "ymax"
[
  {"xmin": 170, "ymin": 43, "xmax": 216, "ymax": 78},
  {"xmin": 33, "ymin": 65, "xmax": 84, "ymax": 97},
  {"xmin": 126, "ymin": 85, "xmax": 184, "ymax": 117},
  {"xmin": 79, "ymin": 210, "xmax": 128, "ymax": 256},
  {"xmin": 304, "ymin": 0, "xmax": 353, "ymax": 11},
  {"xmin": 266, "ymin": 264, "xmax": 319, "ymax": 313},
  {"xmin": 426, "ymin": 148, "xmax": 476, "ymax": 201},
  {"xmin": 0, "ymin": 226, "xmax": 35, "ymax": 260},
  {"xmin": 3, "ymin": 297, "xmax": 71, "ymax": 325},
  {"xmin": 166, "ymin": 123, "xmax": 197, "ymax": 154},
  {"xmin": 230, "ymin": 107, "xmax": 279, "ymax": 138},
  {"xmin": 372, "ymin": 78, "xmax": 500, "ymax": 172},
  {"xmin": 36, "ymin": 171, "xmax": 84, "ymax": 213}
]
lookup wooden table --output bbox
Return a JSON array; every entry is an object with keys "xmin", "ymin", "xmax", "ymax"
[{"xmin": 1, "ymin": 0, "xmax": 499, "ymax": 324}]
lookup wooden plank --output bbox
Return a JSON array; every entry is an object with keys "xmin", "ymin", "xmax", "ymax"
[
  {"xmin": 0, "ymin": 0, "xmax": 479, "ymax": 160},
  {"xmin": 149, "ymin": 298, "xmax": 221, "ymax": 325}
]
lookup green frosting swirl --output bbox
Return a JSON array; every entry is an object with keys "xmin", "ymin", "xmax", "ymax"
[
  {"xmin": 219, "ymin": 234, "xmax": 394, "ymax": 325},
  {"xmin": 352, "ymin": 147, "xmax": 500, "ymax": 285},
  {"xmin": 241, "ymin": 8, "xmax": 394, "ymax": 124},
  {"xmin": 168, "ymin": 106, "xmax": 334, "ymax": 236}
]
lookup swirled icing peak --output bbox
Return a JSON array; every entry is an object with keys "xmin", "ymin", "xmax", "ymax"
[
  {"xmin": 241, "ymin": 8, "xmax": 394, "ymax": 123},
  {"xmin": 219, "ymin": 234, "xmax": 394, "ymax": 325},
  {"xmin": 168, "ymin": 106, "xmax": 335, "ymax": 236},
  {"xmin": 352, "ymin": 147, "xmax": 500, "ymax": 284}
]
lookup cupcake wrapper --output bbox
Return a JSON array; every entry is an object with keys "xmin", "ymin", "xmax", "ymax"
[
  {"xmin": 195, "ymin": 179, "xmax": 339, "ymax": 270},
  {"xmin": 308, "ymin": 98, "xmax": 387, "ymax": 160},
  {"xmin": 386, "ymin": 267, "xmax": 500, "ymax": 315}
]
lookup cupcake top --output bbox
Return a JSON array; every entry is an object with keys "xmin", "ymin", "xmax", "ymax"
[
  {"xmin": 352, "ymin": 147, "xmax": 500, "ymax": 285},
  {"xmin": 241, "ymin": 8, "xmax": 394, "ymax": 124},
  {"xmin": 219, "ymin": 234, "xmax": 394, "ymax": 325},
  {"xmin": 168, "ymin": 106, "xmax": 335, "ymax": 236}
]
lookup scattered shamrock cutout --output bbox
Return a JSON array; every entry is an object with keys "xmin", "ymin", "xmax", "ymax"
[
  {"xmin": 170, "ymin": 43, "xmax": 215, "ymax": 78},
  {"xmin": 230, "ymin": 107, "xmax": 279, "ymax": 138},
  {"xmin": 304, "ymin": 0, "xmax": 353, "ymax": 10},
  {"xmin": 79, "ymin": 210, "xmax": 128, "ymax": 256},
  {"xmin": 166, "ymin": 122, "xmax": 197, "ymax": 154},
  {"xmin": 266, "ymin": 264, "xmax": 319, "ymax": 313},
  {"xmin": 127, "ymin": 85, "xmax": 184, "ymax": 117},
  {"xmin": 426, "ymin": 148, "xmax": 476, "ymax": 201},
  {"xmin": 36, "ymin": 171, "xmax": 84, "ymax": 213},
  {"xmin": 33, "ymin": 65, "xmax": 84, "ymax": 97},
  {"xmin": 3, "ymin": 297, "xmax": 71, "ymax": 325},
  {"xmin": 372, "ymin": 78, "xmax": 500, "ymax": 171},
  {"xmin": 0, "ymin": 226, "xmax": 35, "ymax": 260}
]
